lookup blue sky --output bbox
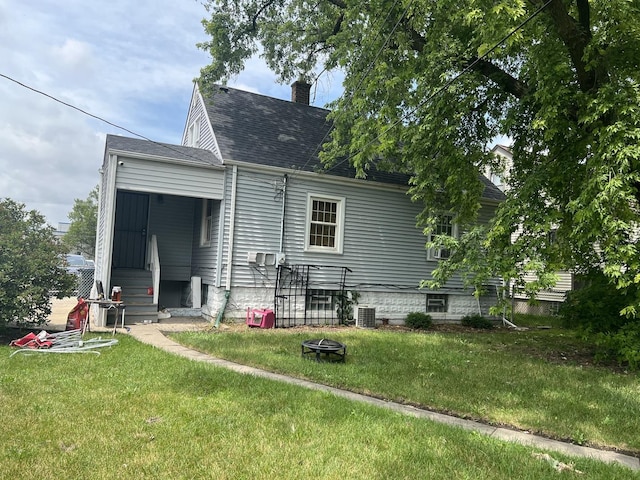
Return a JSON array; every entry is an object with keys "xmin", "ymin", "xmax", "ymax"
[{"xmin": 0, "ymin": 0, "xmax": 343, "ymax": 226}]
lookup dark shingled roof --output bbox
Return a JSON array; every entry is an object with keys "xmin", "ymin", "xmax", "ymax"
[
  {"xmin": 204, "ymin": 87, "xmax": 413, "ymax": 185},
  {"xmin": 105, "ymin": 134, "xmax": 222, "ymax": 167},
  {"xmin": 204, "ymin": 86, "xmax": 505, "ymax": 201}
]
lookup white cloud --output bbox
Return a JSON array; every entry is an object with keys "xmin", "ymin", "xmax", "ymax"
[
  {"xmin": 0, "ymin": 0, "xmax": 344, "ymax": 228},
  {"xmin": 51, "ymin": 39, "xmax": 94, "ymax": 70},
  {"xmin": 0, "ymin": 0, "xmax": 211, "ymax": 225}
]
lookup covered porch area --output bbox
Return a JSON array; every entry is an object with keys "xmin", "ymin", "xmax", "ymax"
[{"xmin": 94, "ymin": 136, "xmax": 225, "ymax": 326}]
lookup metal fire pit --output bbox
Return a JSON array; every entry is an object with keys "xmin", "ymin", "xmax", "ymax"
[{"xmin": 301, "ymin": 338, "xmax": 346, "ymax": 363}]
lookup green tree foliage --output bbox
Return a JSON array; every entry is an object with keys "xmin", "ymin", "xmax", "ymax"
[
  {"xmin": 64, "ymin": 186, "xmax": 98, "ymax": 257},
  {"xmin": 0, "ymin": 199, "xmax": 76, "ymax": 326},
  {"xmin": 198, "ymin": 0, "xmax": 640, "ymax": 315}
]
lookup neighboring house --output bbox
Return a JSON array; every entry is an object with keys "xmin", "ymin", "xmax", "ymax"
[
  {"xmin": 485, "ymin": 145, "xmax": 573, "ymax": 315},
  {"xmin": 93, "ymin": 82, "xmax": 505, "ymax": 326}
]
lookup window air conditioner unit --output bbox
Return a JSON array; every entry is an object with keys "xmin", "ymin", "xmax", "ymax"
[
  {"xmin": 427, "ymin": 297, "xmax": 446, "ymax": 309},
  {"xmin": 433, "ymin": 248, "xmax": 450, "ymax": 260},
  {"xmin": 355, "ymin": 306, "xmax": 376, "ymax": 328}
]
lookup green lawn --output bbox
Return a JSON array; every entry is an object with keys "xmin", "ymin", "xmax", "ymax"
[
  {"xmin": 170, "ymin": 322, "xmax": 640, "ymax": 456},
  {"xmin": 1, "ymin": 331, "xmax": 637, "ymax": 479}
]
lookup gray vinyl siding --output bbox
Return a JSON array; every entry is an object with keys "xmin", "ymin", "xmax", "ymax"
[
  {"xmin": 183, "ymin": 90, "xmax": 219, "ymax": 157},
  {"xmin": 224, "ymin": 166, "xmax": 499, "ymax": 292},
  {"xmin": 284, "ymin": 175, "xmax": 457, "ymax": 290},
  {"xmin": 224, "ymin": 169, "xmax": 282, "ymax": 287},
  {"xmin": 115, "ymin": 156, "xmax": 224, "ymax": 199},
  {"xmin": 191, "ymin": 198, "xmax": 222, "ymax": 285},
  {"xmin": 148, "ymin": 194, "xmax": 195, "ymax": 281}
]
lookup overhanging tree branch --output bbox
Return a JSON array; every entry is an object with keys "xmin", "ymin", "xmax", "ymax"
[
  {"xmin": 403, "ymin": 20, "xmax": 529, "ymax": 100},
  {"xmin": 467, "ymin": 57, "xmax": 529, "ymax": 99}
]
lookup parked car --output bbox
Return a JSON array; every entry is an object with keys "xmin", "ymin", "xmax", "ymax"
[
  {"xmin": 64, "ymin": 254, "xmax": 95, "ymax": 297},
  {"xmin": 65, "ymin": 254, "xmax": 93, "ymax": 275}
]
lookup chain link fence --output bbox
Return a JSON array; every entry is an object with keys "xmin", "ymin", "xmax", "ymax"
[
  {"xmin": 76, "ymin": 269, "xmax": 95, "ymax": 299},
  {"xmin": 511, "ymin": 299, "xmax": 561, "ymax": 316}
]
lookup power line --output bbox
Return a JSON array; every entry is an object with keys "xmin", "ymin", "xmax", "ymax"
[
  {"xmin": 324, "ymin": 0, "xmax": 553, "ymax": 175},
  {"xmin": 2, "ymin": 0, "xmax": 552, "ymax": 179},
  {"xmin": 0, "ymin": 72, "xmax": 207, "ymax": 164}
]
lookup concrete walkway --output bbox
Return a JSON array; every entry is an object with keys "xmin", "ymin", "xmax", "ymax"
[{"xmin": 123, "ymin": 319, "xmax": 639, "ymax": 472}]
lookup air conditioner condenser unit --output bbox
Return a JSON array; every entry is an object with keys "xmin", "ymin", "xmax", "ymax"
[{"xmin": 355, "ymin": 306, "xmax": 376, "ymax": 328}]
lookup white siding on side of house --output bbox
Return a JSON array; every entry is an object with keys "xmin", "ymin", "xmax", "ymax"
[
  {"xmin": 182, "ymin": 86, "xmax": 221, "ymax": 159},
  {"xmin": 114, "ymin": 156, "xmax": 224, "ymax": 199},
  {"xmin": 518, "ymin": 270, "xmax": 573, "ymax": 302}
]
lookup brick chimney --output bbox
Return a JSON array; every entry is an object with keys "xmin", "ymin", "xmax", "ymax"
[{"xmin": 291, "ymin": 80, "xmax": 311, "ymax": 105}]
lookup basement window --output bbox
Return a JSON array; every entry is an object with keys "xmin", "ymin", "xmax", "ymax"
[
  {"xmin": 306, "ymin": 289, "xmax": 335, "ymax": 311},
  {"xmin": 426, "ymin": 294, "xmax": 448, "ymax": 313}
]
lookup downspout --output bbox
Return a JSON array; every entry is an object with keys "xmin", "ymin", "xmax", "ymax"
[
  {"xmin": 216, "ymin": 165, "xmax": 238, "ymax": 328},
  {"xmin": 279, "ymin": 174, "xmax": 288, "ymax": 253}
]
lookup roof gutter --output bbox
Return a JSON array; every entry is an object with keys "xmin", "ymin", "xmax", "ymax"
[{"xmin": 106, "ymin": 148, "xmax": 225, "ymax": 170}]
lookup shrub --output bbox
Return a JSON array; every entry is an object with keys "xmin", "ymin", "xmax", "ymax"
[
  {"xmin": 593, "ymin": 322, "xmax": 640, "ymax": 369},
  {"xmin": 559, "ymin": 270, "xmax": 640, "ymax": 370},
  {"xmin": 0, "ymin": 199, "xmax": 76, "ymax": 326},
  {"xmin": 405, "ymin": 312, "xmax": 432, "ymax": 330},
  {"xmin": 559, "ymin": 271, "xmax": 633, "ymax": 333},
  {"xmin": 461, "ymin": 314, "xmax": 493, "ymax": 329}
]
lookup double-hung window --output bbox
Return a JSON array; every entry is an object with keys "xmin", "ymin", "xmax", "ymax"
[
  {"xmin": 305, "ymin": 194, "xmax": 345, "ymax": 254},
  {"xmin": 187, "ymin": 119, "xmax": 201, "ymax": 147},
  {"xmin": 427, "ymin": 214, "xmax": 457, "ymax": 260},
  {"xmin": 200, "ymin": 199, "xmax": 213, "ymax": 246}
]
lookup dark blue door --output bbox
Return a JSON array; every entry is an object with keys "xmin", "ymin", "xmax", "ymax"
[{"xmin": 113, "ymin": 191, "xmax": 149, "ymax": 269}]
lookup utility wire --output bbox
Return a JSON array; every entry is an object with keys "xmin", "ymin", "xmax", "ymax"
[
  {"xmin": 1, "ymin": 0, "xmax": 552, "ymax": 176},
  {"xmin": 0, "ymin": 72, "xmax": 208, "ymax": 164},
  {"xmin": 324, "ymin": 0, "xmax": 553, "ymax": 175}
]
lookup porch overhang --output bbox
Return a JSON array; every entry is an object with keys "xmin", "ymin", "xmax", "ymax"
[{"xmin": 108, "ymin": 149, "xmax": 225, "ymax": 200}]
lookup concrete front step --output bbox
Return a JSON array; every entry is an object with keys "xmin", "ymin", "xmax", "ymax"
[{"xmin": 110, "ymin": 269, "xmax": 156, "ymax": 320}]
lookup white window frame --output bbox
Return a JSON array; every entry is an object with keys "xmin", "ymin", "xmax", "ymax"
[
  {"xmin": 426, "ymin": 293, "xmax": 448, "ymax": 313},
  {"xmin": 200, "ymin": 199, "xmax": 213, "ymax": 246},
  {"xmin": 304, "ymin": 194, "xmax": 345, "ymax": 254},
  {"xmin": 490, "ymin": 172, "xmax": 503, "ymax": 188},
  {"xmin": 306, "ymin": 289, "xmax": 336, "ymax": 311},
  {"xmin": 427, "ymin": 214, "xmax": 458, "ymax": 261},
  {"xmin": 187, "ymin": 118, "xmax": 201, "ymax": 147}
]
